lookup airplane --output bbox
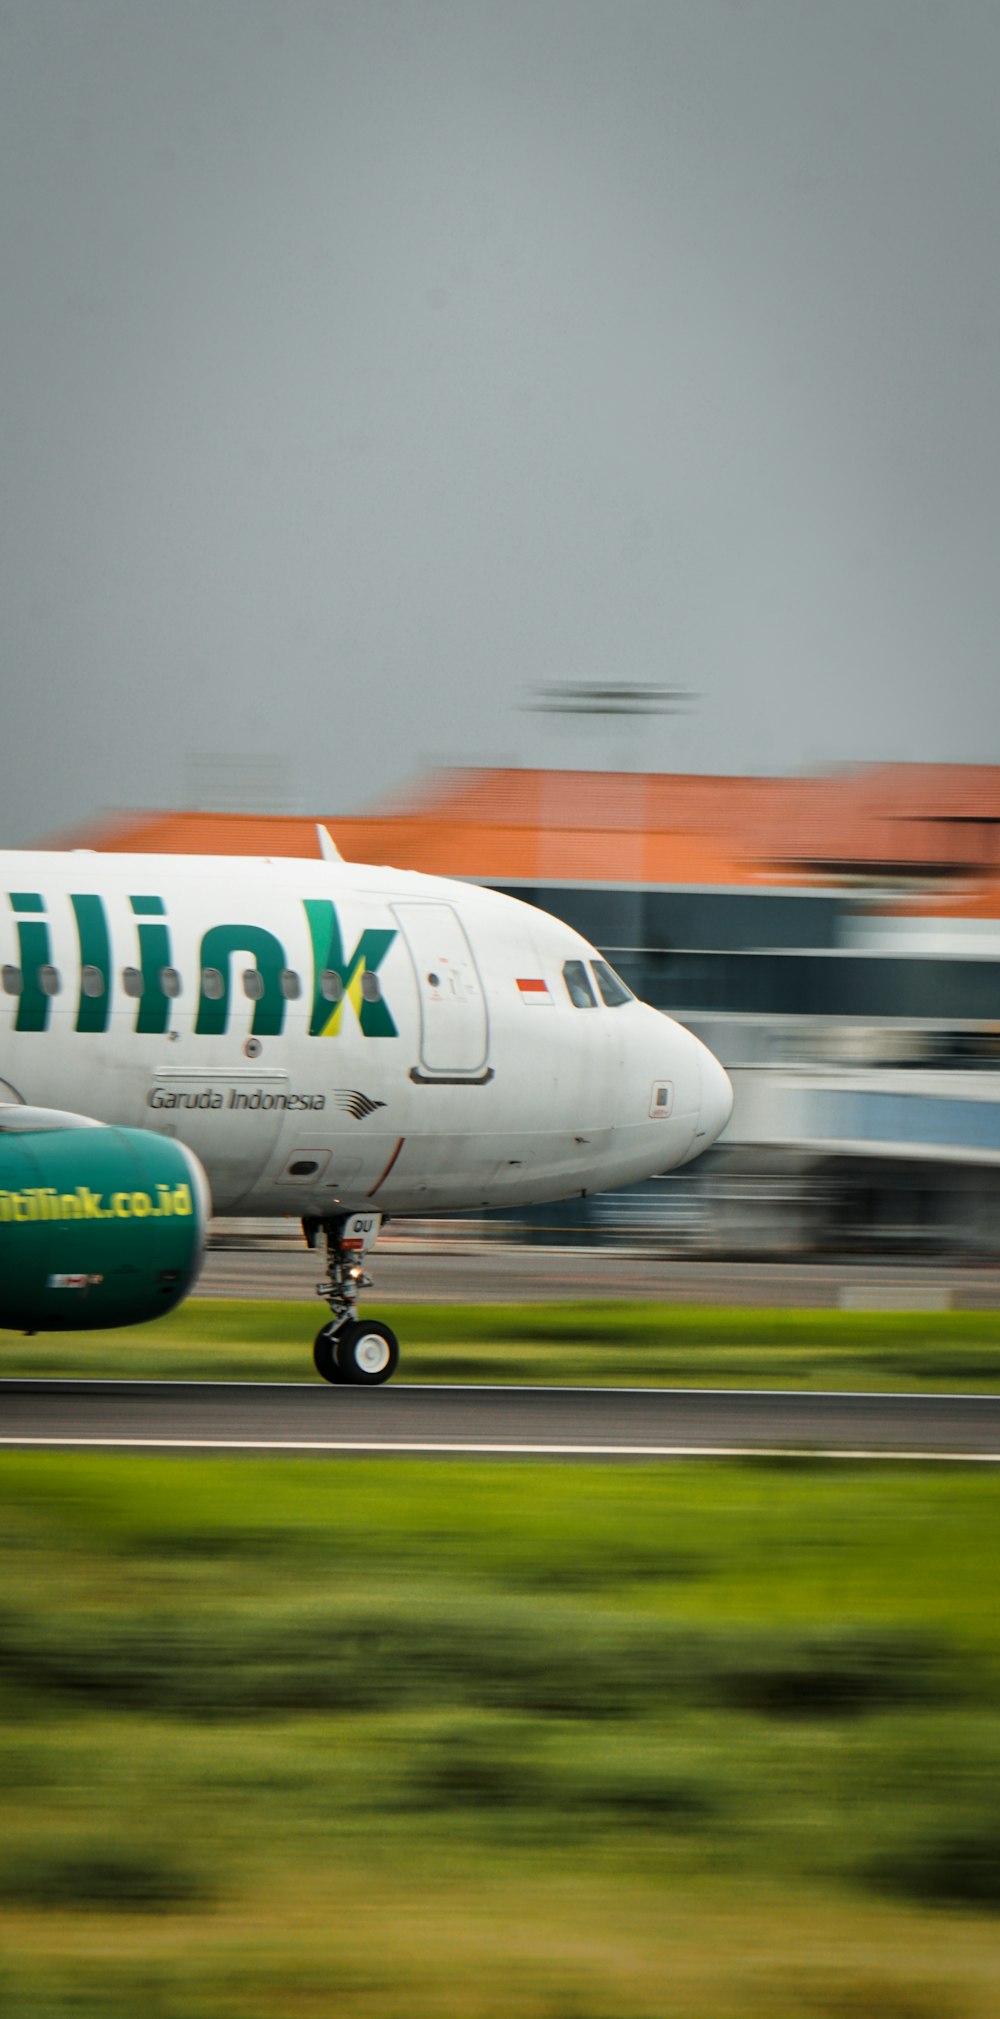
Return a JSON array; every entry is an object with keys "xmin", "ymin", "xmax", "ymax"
[{"xmin": 0, "ymin": 833, "xmax": 733, "ymax": 1381}]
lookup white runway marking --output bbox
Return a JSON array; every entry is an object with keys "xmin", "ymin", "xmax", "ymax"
[{"xmin": 1, "ymin": 1434, "xmax": 998, "ymax": 1463}]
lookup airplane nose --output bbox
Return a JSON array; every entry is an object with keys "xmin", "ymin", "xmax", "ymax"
[{"xmin": 697, "ymin": 1045, "xmax": 733, "ymax": 1149}]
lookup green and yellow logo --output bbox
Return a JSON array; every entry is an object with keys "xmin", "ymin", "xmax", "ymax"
[
  {"xmin": 4, "ymin": 894, "xmax": 399, "ymax": 1040},
  {"xmin": 0, "ymin": 1182, "xmax": 194, "ymax": 1224}
]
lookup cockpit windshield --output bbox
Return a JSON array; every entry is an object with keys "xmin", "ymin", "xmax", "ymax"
[
  {"xmin": 562, "ymin": 959, "xmax": 597, "ymax": 1008},
  {"xmin": 591, "ymin": 959, "xmax": 633, "ymax": 1007}
]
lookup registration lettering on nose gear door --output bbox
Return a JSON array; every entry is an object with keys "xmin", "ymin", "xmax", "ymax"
[{"xmin": 340, "ymin": 1213, "xmax": 382, "ymax": 1257}]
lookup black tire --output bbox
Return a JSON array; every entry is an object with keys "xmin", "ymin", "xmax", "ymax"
[
  {"xmin": 313, "ymin": 1324, "xmax": 344, "ymax": 1385},
  {"xmin": 335, "ymin": 1318, "xmax": 400, "ymax": 1386}
]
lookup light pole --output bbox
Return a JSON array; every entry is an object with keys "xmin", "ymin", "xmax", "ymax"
[{"xmin": 522, "ymin": 681, "xmax": 698, "ymax": 773}]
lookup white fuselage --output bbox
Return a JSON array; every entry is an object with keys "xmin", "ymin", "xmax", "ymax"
[{"xmin": 0, "ymin": 852, "xmax": 731, "ymax": 1216}]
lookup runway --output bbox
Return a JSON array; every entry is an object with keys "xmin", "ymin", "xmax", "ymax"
[{"xmin": 3, "ymin": 1378, "xmax": 1000, "ymax": 1461}]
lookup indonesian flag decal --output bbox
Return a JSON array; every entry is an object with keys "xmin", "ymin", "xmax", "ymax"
[{"xmin": 516, "ymin": 975, "xmax": 552, "ymax": 1004}]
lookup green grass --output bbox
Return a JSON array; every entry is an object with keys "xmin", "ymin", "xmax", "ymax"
[
  {"xmin": 4, "ymin": 1296, "xmax": 1000, "ymax": 1387},
  {"xmin": 2, "ymin": 1453, "xmax": 1000, "ymax": 2015}
]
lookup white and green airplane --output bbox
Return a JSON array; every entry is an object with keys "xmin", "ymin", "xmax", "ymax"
[{"xmin": 0, "ymin": 836, "xmax": 732, "ymax": 1381}]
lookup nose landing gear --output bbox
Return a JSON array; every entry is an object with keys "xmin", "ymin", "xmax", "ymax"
[
  {"xmin": 304, "ymin": 1213, "xmax": 400, "ymax": 1386},
  {"xmin": 316, "ymin": 1316, "xmax": 399, "ymax": 1385}
]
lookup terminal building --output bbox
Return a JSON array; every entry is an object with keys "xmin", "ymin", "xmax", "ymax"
[{"xmin": 56, "ymin": 761, "xmax": 1000, "ymax": 1258}]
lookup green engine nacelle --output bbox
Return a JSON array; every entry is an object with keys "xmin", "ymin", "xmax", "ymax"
[{"xmin": 0, "ymin": 1109, "xmax": 210, "ymax": 1331}]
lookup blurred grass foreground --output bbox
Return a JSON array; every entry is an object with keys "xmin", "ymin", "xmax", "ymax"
[
  {"xmin": 6, "ymin": 1295, "xmax": 1000, "ymax": 1387},
  {"xmin": 2, "ymin": 1454, "xmax": 1000, "ymax": 2017}
]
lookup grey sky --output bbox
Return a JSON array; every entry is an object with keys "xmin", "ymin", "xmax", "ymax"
[{"xmin": 3, "ymin": 1, "xmax": 1000, "ymax": 844}]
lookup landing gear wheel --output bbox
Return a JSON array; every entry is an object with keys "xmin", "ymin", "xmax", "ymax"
[
  {"xmin": 306, "ymin": 1214, "xmax": 398, "ymax": 1386},
  {"xmin": 313, "ymin": 1324, "xmax": 345, "ymax": 1385},
  {"xmin": 335, "ymin": 1319, "xmax": 400, "ymax": 1386}
]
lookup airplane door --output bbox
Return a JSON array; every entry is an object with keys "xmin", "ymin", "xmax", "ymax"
[{"xmin": 391, "ymin": 903, "xmax": 491, "ymax": 1082}]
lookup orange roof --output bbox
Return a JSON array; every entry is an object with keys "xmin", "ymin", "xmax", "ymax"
[{"xmin": 37, "ymin": 762, "xmax": 1000, "ymax": 909}]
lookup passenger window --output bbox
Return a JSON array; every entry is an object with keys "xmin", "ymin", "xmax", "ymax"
[
  {"xmin": 80, "ymin": 965, "xmax": 105, "ymax": 999},
  {"xmin": 2, "ymin": 965, "xmax": 23, "ymax": 997},
  {"xmin": 201, "ymin": 966, "xmax": 224, "ymax": 1001},
  {"xmin": 159, "ymin": 967, "xmax": 182, "ymax": 998},
  {"xmin": 592, "ymin": 959, "xmax": 632, "ymax": 1007},
  {"xmin": 563, "ymin": 959, "xmax": 597, "ymax": 1008},
  {"xmin": 123, "ymin": 967, "xmax": 144, "ymax": 998},
  {"xmin": 38, "ymin": 965, "xmax": 61, "ymax": 997},
  {"xmin": 243, "ymin": 968, "xmax": 265, "ymax": 1001},
  {"xmin": 360, "ymin": 971, "xmax": 382, "ymax": 1002},
  {"xmin": 320, "ymin": 970, "xmax": 344, "ymax": 1002},
  {"xmin": 280, "ymin": 970, "xmax": 301, "ymax": 1000}
]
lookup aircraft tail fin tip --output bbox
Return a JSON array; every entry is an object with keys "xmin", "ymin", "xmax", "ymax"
[{"xmin": 316, "ymin": 823, "xmax": 344, "ymax": 863}]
